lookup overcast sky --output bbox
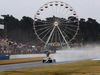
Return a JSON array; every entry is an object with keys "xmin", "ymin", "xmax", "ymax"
[{"xmin": 0, "ymin": 0, "xmax": 100, "ymax": 23}]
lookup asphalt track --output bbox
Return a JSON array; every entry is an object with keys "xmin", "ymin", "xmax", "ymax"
[{"xmin": 0, "ymin": 59, "xmax": 91, "ymax": 72}]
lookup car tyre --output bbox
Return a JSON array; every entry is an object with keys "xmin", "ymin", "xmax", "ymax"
[
  {"xmin": 54, "ymin": 59, "xmax": 56, "ymax": 63},
  {"xmin": 43, "ymin": 60, "xmax": 46, "ymax": 63}
]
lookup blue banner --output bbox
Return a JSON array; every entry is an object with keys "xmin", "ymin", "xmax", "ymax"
[{"xmin": 0, "ymin": 55, "xmax": 9, "ymax": 60}]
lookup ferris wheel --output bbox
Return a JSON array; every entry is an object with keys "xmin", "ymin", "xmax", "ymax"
[{"xmin": 33, "ymin": 1, "xmax": 79, "ymax": 47}]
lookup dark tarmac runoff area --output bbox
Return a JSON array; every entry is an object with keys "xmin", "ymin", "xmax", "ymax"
[{"xmin": 0, "ymin": 59, "xmax": 91, "ymax": 72}]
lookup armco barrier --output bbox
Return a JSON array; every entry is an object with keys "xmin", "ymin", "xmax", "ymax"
[
  {"xmin": 0, "ymin": 54, "xmax": 54, "ymax": 60},
  {"xmin": 10, "ymin": 54, "xmax": 45, "ymax": 59},
  {"xmin": 0, "ymin": 55, "xmax": 9, "ymax": 60},
  {"xmin": 10, "ymin": 54, "xmax": 54, "ymax": 59}
]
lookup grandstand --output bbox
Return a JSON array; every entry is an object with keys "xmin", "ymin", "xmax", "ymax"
[{"xmin": 0, "ymin": 35, "xmax": 45, "ymax": 55}]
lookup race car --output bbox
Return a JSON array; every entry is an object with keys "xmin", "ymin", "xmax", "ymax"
[{"xmin": 42, "ymin": 57, "xmax": 56, "ymax": 63}]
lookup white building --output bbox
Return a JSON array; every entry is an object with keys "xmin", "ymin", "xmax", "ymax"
[{"xmin": 0, "ymin": 24, "xmax": 4, "ymax": 29}]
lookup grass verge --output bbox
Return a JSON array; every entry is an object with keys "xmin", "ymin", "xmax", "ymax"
[
  {"xmin": 1, "ymin": 60, "xmax": 100, "ymax": 75},
  {"xmin": 0, "ymin": 57, "xmax": 43, "ymax": 65}
]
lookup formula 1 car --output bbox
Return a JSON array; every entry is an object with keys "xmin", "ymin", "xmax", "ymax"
[{"xmin": 42, "ymin": 57, "xmax": 56, "ymax": 63}]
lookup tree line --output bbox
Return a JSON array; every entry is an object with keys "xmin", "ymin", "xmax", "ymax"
[
  {"xmin": 0, "ymin": 15, "xmax": 36, "ymax": 45},
  {"xmin": 0, "ymin": 14, "xmax": 100, "ymax": 45}
]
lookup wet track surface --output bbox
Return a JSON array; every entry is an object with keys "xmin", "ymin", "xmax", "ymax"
[{"xmin": 0, "ymin": 59, "xmax": 91, "ymax": 72}]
